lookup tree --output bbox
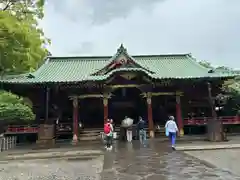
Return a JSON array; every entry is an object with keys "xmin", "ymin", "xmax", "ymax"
[
  {"xmin": 0, "ymin": 0, "xmax": 49, "ymax": 75},
  {"xmin": 199, "ymin": 61, "xmax": 239, "ymax": 93},
  {"xmin": 198, "ymin": 61, "xmax": 240, "ymax": 141},
  {"xmin": 0, "ymin": 90, "xmax": 35, "ymax": 124},
  {"xmin": 1, "ymin": 0, "xmax": 45, "ymax": 19}
]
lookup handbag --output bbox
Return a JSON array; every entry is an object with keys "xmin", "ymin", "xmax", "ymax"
[{"xmin": 165, "ymin": 128, "xmax": 169, "ymax": 136}]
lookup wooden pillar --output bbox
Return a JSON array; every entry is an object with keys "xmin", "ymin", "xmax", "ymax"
[
  {"xmin": 45, "ymin": 87, "xmax": 49, "ymax": 124},
  {"xmin": 103, "ymin": 95, "xmax": 108, "ymax": 124},
  {"xmin": 72, "ymin": 96, "xmax": 79, "ymax": 144},
  {"xmin": 176, "ymin": 93, "xmax": 184, "ymax": 136},
  {"xmin": 147, "ymin": 92, "xmax": 154, "ymax": 138}
]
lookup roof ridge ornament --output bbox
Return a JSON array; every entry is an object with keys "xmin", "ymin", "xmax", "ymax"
[{"xmin": 117, "ymin": 44, "xmax": 127, "ymax": 55}]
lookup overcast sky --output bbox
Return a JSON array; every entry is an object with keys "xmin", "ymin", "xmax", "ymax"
[{"xmin": 40, "ymin": 0, "xmax": 240, "ymax": 69}]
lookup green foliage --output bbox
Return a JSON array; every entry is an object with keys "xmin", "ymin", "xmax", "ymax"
[
  {"xmin": 0, "ymin": 91, "xmax": 35, "ymax": 123},
  {"xmin": 199, "ymin": 61, "xmax": 240, "ymax": 114},
  {"xmin": 222, "ymin": 77, "xmax": 240, "ymax": 94},
  {"xmin": 0, "ymin": 0, "xmax": 49, "ymax": 75},
  {"xmin": 1, "ymin": 0, "xmax": 45, "ymax": 19},
  {"xmin": 199, "ymin": 61, "xmax": 240, "ymax": 94}
]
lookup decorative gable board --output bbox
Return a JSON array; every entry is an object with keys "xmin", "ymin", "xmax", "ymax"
[{"xmin": 92, "ymin": 44, "xmax": 153, "ymax": 76}]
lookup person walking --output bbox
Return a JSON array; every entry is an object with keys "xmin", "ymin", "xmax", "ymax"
[
  {"xmin": 110, "ymin": 119, "xmax": 115, "ymax": 142},
  {"xmin": 137, "ymin": 116, "xmax": 146, "ymax": 145},
  {"xmin": 104, "ymin": 119, "xmax": 113, "ymax": 150},
  {"xmin": 123, "ymin": 116, "xmax": 133, "ymax": 142},
  {"xmin": 165, "ymin": 116, "xmax": 178, "ymax": 150}
]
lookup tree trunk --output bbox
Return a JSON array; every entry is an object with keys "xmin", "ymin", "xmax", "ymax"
[
  {"xmin": 207, "ymin": 119, "xmax": 226, "ymax": 141},
  {"xmin": 206, "ymin": 82, "xmax": 226, "ymax": 142}
]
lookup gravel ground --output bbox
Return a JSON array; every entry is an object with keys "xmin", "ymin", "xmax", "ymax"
[{"xmin": 0, "ymin": 156, "xmax": 104, "ymax": 180}]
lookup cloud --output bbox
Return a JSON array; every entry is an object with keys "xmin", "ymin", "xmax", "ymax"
[
  {"xmin": 42, "ymin": 0, "xmax": 240, "ymax": 68},
  {"xmin": 69, "ymin": 41, "xmax": 94, "ymax": 55},
  {"xmin": 50, "ymin": 0, "xmax": 161, "ymax": 24}
]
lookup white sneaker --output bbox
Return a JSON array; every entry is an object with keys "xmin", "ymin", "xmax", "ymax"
[{"xmin": 109, "ymin": 146, "xmax": 112, "ymax": 150}]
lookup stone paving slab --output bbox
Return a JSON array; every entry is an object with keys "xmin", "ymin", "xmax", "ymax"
[
  {"xmin": 0, "ymin": 155, "xmax": 104, "ymax": 180},
  {"xmin": 176, "ymin": 143, "xmax": 240, "ymax": 151},
  {"xmin": 0, "ymin": 150, "xmax": 103, "ymax": 161},
  {"xmin": 185, "ymin": 149, "xmax": 240, "ymax": 176}
]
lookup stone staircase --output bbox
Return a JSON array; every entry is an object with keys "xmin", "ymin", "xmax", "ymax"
[
  {"xmin": 78, "ymin": 125, "xmax": 165, "ymax": 141},
  {"xmin": 79, "ymin": 127, "xmax": 121, "ymax": 141},
  {"xmin": 79, "ymin": 128, "xmax": 102, "ymax": 141},
  {"xmin": 154, "ymin": 125, "xmax": 166, "ymax": 137}
]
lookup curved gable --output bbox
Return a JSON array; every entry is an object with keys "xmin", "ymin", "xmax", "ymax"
[{"xmin": 92, "ymin": 44, "xmax": 154, "ymax": 76}]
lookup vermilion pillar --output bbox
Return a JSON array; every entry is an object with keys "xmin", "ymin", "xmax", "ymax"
[
  {"xmin": 176, "ymin": 94, "xmax": 184, "ymax": 136},
  {"xmin": 103, "ymin": 97, "xmax": 108, "ymax": 124},
  {"xmin": 147, "ymin": 92, "xmax": 154, "ymax": 138},
  {"xmin": 72, "ymin": 97, "xmax": 79, "ymax": 144}
]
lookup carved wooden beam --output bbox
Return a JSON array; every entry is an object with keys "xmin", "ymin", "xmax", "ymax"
[
  {"xmin": 69, "ymin": 93, "xmax": 112, "ymax": 100},
  {"xmin": 141, "ymin": 91, "xmax": 183, "ymax": 98},
  {"xmin": 109, "ymin": 84, "xmax": 141, "ymax": 89}
]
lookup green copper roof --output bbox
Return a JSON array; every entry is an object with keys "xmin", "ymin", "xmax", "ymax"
[{"xmin": 0, "ymin": 45, "xmax": 236, "ymax": 84}]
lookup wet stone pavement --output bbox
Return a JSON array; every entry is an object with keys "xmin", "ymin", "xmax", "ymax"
[
  {"xmin": 0, "ymin": 141, "xmax": 240, "ymax": 179},
  {"xmin": 0, "ymin": 155, "xmax": 104, "ymax": 180},
  {"xmin": 100, "ymin": 141, "xmax": 240, "ymax": 180}
]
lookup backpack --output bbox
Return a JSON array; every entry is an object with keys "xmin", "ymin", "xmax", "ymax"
[
  {"xmin": 138, "ymin": 120, "xmax": 145, "ymax": 130},
  {"xmin": 104, "ymin": 123, "xmax": 111, "ymax": 134}
]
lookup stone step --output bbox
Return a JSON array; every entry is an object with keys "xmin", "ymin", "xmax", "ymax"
[
  {"xmin": 80, "ymin": 133, "xmax": 100, "ymax": 137},
  {"xmin": 79, "ymin": 136, "xmax": 101, "ymax": 141},
  {"xmin": 80, "ymin": 130, "xmax": 101, "ymax": 134}
]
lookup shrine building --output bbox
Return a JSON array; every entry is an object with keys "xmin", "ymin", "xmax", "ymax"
[{"xmin": 1, "ymin": 45, "xmax": 239, "ymax": 142}]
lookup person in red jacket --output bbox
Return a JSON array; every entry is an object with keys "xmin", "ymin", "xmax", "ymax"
[{"xmin": 104, "ymin": 119, "xmax": 113, "ymax": 150}]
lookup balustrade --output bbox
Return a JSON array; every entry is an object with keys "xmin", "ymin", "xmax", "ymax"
[{"xmin": 0, "ymin": 136, "xmax": 17, "ymax": 152}]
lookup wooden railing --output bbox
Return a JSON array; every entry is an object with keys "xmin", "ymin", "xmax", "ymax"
[
  {"xmin": 183, "ymin": 116, "xmax": 240, "ymax": 126},
  {"xmin": 6, "ymin": 124, "xmax": 39, "ymax": 134},
  {"xmin": 5, "ymin": 123, "xmax": 73, "ymax": 135},
  {"xmin": 4, "ymin": 116, "xmax": 240, "ymax": 134}
]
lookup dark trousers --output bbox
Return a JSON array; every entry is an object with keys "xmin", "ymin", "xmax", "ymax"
[
  {"xmin": 168, "ymin": 132, "xmax": 176, "ymax": 146},
  {"xmin": 105, "ymin": 135, "xmax": 112, "ymax": 148}
]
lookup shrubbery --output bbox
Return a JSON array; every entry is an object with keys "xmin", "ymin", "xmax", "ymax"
[{"xmin": 0, "ymin": 90, "xmax": 35, "ymax": 124}]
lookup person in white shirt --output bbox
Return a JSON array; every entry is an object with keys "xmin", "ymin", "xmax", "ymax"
[
  {"xmin": 124, "ymin": 116, "xmax": 133, "ymax": 142},
  {"xmin": 165, "ymin": 116, "xmax": 178, "ymax": 150}
]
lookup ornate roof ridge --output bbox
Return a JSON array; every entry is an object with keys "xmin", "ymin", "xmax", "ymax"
[{"xmin": 46, "ymin": 53, "xmax": 191, "ymax": 62}]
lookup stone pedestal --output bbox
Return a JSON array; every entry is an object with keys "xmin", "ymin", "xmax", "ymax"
[{"xmin": 36, "ymin": 124, "xmax": 56, "ymax": 149}]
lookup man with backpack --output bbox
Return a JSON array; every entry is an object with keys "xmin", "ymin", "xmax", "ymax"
[
  {"xmin": 104, "ymin": 119, "xmax": 113, "ymax": 150},
  {"xmin": 137, "ymin": 116, "xmax": 146, "ymax": 145}
]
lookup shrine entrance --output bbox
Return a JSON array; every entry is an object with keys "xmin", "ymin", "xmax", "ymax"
[
  {"xmin": 109, "ymin": 87, "xmax": 146, "ymax": 125},
  {"xmin": 152, "ymin": 95, "xmax": 177, "ymax": 126}
]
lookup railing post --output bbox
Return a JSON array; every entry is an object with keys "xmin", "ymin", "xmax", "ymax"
[
  {"xmin": 14, "ymin": 136, "xmax": 17, "ymax": 148},
  {"xmin": 0, "ymin": 137, "xmax": 2, "ymax": 152},
  {"xmin": 10, "ymin": 136, "xmax": 13, "ymax": 149},
  {"xmin": 3, "ymin": 138, "xmax": 5, "ymax": 151},
  {"xmin": 6, "ymin": 137, "xmax": 9, "ymax": 150},
  {"xmin": 9, "ymin": 137, "xmax": 11, "ymax": 149}
]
